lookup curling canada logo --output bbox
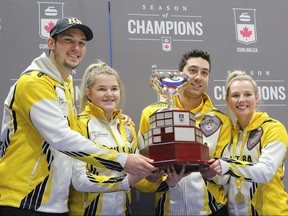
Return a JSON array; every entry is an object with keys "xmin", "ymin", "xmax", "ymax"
[
  {"xmin": 233, "ymin": 8, "xmax": 257, "ymax": 45},
  {"xmin": 127, "ymin": 4, "xmax": 204, "ymax": 52},
  {"xmin": 38, "ymin": 2, "xmax": 64, "ymax": 39},
  {"xmin": 233, "ymin": 8, "xmax": 258, "ymax": 53}
]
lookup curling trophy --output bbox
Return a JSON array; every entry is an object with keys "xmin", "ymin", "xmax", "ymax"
[{"xmin": 140, "ymin": 65, "xmax": 209, "ymax": 172}]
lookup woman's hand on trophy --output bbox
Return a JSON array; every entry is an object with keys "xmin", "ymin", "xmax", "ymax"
[
  {"xmin": 145, "ymin": 169, "xmax": 165, "ymax": 182},
  {"xmin": 199, "ymin": 158, "xmax": 220, "ymax": 179},
  {"xmin": 165, "ymin": 165, "xmax": 190, "ymax": 188},
  {"xmin": 208, "ymin": 158, "xmax": 223, "ymax": 175}
]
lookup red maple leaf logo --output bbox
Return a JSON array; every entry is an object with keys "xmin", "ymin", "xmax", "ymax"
[
  {"xmin": 240, "ymin": 26, "xmax": 252, "ymax": 38},
  {"xmin": 164, "ymin": 44, "xmax": 170, "ymax": 49},
  {"xmin": 44, "ymin": 21, "xmax": 55, "ymax": 33}
]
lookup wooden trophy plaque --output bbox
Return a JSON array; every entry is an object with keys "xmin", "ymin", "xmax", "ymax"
[{"xmin": 140, "ymin": 110, "xmax": 209, "ymax": 173}]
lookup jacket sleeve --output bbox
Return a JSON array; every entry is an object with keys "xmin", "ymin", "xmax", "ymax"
[
  {"xmin": 71, "ymin": 159, "xmax": 130, "ymax": 192},
  {"xmin": 21, "ymin": 77, "xmax": 127, "ymax": 171},
  {"xmin": 219, "ymin": 123, "xmax": 287, "ymax": 183}
]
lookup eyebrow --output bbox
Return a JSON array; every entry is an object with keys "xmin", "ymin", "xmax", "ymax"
[
  {"xmin": 96, "ymin": 85, "xmax": 119, "ymax": 88},
  {"xmin": 188, "ymin": 65, "xmax": 210, "ymax": 71},
  {"xmin": 60, "ymin": 33, "xmax": 87, "ymax": 41}
]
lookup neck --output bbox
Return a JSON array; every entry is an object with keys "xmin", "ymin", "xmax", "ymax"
[
  {"xmin": 237, "ymin": 112, "xmax": 255, "ymax": 130},
  {"xmin": 104, "ymin": 111, "xmax": 113, "ymax": 121},
  {"xmin": 178, "ymin": 93, "xmax": 202, "ymax": 110},
  {"xmin": 49, "ymin": 54, "xmax": 71, "ymax": 81}
]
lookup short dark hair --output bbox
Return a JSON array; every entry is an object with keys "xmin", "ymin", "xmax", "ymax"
[{"xmin": 178, "ymin": 49, "xmax": 211, "ymax": 72}]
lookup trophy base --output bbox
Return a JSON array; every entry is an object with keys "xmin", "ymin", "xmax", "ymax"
[
  {"xmin": 154, "ymin": 162, "xmax": 207, "ymax": 173},
  {"xmin": 140, "ymin": 141, "xmax": 209, "ymax": 173}
]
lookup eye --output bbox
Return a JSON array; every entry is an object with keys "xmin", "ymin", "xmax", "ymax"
[
  {"xmin": 231, "ymin": 94, "xmax": 239, "ymax": 98},
  {"xmin": 78, "ymin": 41, "xmax": 86, "ymax": 47},
  {"xmin": 97, "ymin": 87, "xmax": 106, "ymax": 91},
  {"xmin": 64, "ymin": 38, "xmax": 73, "ymax": 43},
  {"xmin": 191, "ymin": 69, "xmax": 198, "ymax": 73},
  {"xmin": 201, "ymin": 70, "xmax": 209, "ymax": 77},
  {"xmin": 187, "ymin": 68, "xmax": 197, "ymax": 75}
]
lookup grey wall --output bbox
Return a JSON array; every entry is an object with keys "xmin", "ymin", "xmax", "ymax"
[{"xmin": 0, "ymin": 0, "xmax": 287, "ymax": 215}]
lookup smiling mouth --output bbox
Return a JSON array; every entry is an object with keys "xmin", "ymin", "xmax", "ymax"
[
  {"xmin": 191, "ymin": 83, "xmax": 202, "ymax": 89},
  {"xmin": 237, "ymin": 105, "xmax": 248, "ymax": 110},
  {"xmin": 68, "ymin": 53, "xmax": 79, "ymax": 59}
]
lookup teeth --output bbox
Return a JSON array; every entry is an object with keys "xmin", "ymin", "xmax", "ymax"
[
  {"xmin": 237, "ymin": 105, "xmax": 247, "ymax": 109},
  {"xmin": 69, "ymin": 54, "xmax": 78, "ymax": 58},
  {"xmin": 192, "ymin": 83, "xmax": 200, "ymax": 87}
]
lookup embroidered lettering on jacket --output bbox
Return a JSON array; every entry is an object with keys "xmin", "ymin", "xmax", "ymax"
[
  {"xmin": 247, "ymin": 127, "xmax": 263, "ymax": 150},
  {"xmin": 89, "ymin": 130, "xmax": 108, "ymax": 142},
  {"xmin": 199, "ymin": 115, "xmax": 221, "ymax": 137}
]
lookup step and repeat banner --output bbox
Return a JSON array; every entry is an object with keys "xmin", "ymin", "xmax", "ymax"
[
  {"xmin": 0, "ymin": 0, "xmax": 287, "ymax": 215},
  {"xmin": 108, "ymin": 1, "xmax": 288, "ymax": 214}
]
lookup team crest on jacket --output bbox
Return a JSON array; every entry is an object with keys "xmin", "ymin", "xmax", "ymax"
[
  {"xmin": 89, "ymin": 130, "xmax": 98, "ymax": 142},
  {"xmin": 199, "ymin": 115, "xmax": 221, "ymax": 137},
  {"xmin": 247, "ymin": 127, "xmax": 263, "ymax": 150},
  {"xmin": 117, "ymin": 124, "xmax": 133, "ymax": 143},
  {"xmin": 125, "ymin": 125, "xmax": 133, "ymax": 143}
]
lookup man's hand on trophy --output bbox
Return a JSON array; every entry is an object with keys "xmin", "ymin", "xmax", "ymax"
[
  {"xmin": 124, "ymin": 154, "xmax": 156, "ymax": 176},
  {"xmin": 165, "ymin": 165, "xmax": 191, "ymax": 188}
]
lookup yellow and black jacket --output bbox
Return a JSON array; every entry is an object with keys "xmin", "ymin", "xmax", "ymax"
[
  {"xmin": 0, "ymin": 53, "xmax": 127, "ymax": 213},
  {"xmin": 217, "ymin": 112, "xmax": 288, "ymax": 215},
  {"xmin": 138, "ymin": 93, "xmax": 232, "ymax": 215},
  {"xmin": 69, "ymin": 102, "xmax": 160, "ymax": 216}
]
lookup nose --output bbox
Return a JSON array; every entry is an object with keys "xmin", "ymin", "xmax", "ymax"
[
  {"xmin": 71, "ymin": 42, "xmax": 82, "ymax": 51},
  {"xmin": 238, "ymin": 94, "xmax": 245, "ymax": 101},
  {"xmin": 105, "ymin": 89, "xmax": 113, "ymax": 97},
  {"xmin": 193, "ymin": 71, "xmax": 202, "ymax": 81},
  {"xmin": 71, "ymin": 44, "xmax": 79, "ymax": 52}
]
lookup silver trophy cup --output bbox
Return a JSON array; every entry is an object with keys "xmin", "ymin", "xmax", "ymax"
[{"xmin": 150, "ymin": 65, "xmax": 188, "ymax": 110}]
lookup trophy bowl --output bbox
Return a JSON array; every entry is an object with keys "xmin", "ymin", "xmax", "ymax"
[
  {"xmin": 150, "ymin": 65, "xmax": 188, "ymax": 110},
  {"xmin": 140, "ymin": 65, "xmax": 209, "ymax": 173}
]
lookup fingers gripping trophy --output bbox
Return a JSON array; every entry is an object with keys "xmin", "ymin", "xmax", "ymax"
[{"xmin": 140, "ymin": 65, "xmax": 209, "ymax": 173}]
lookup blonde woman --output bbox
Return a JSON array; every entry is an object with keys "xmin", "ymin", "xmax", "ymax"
[
  {"xmin": 69, "ymin": 63, "xmax": 179, "ymax": 215},
  {"xmin": 205, "ymin": 71, "xmax": 288, "ymax": 215}
]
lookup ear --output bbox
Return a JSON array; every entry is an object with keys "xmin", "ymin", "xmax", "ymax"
[
  {"xmin": 47, "ymin": 37, "xmax": 55, "ymax": 50},
  {"xmin": 226, "ymin": 95, "xmax": 229, "ymax": 104},
  {"xmin": 255, "ymin": 93, "xmax": 260, "ymax": 102},
  {"xmin": 85, "ymin": 88, "xmax": 91, "ymax": 101}
]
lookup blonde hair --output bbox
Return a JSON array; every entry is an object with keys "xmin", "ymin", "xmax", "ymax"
[
  {"xmin": 225, "ymin": 70, "xmax": 259, "ymax": 98},
  {"xmin": 79, "ymin": 62, "xmax": 125, "ymax": 112}
]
